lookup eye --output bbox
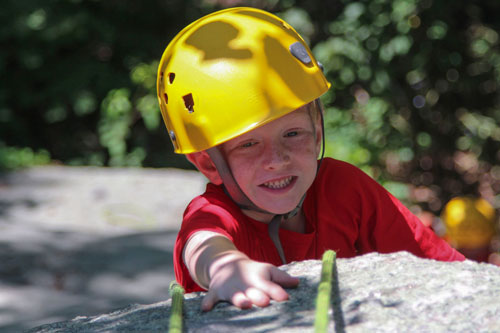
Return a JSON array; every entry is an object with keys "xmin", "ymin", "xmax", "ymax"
[
  {"xmin": 241, "ymin": 141, "xmax": 256, "ymax": 148},
  {"xmin": 285, "ymin": 130, "xmax": 298, "ymax": 137}
]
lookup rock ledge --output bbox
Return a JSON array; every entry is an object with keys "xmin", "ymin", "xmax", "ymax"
[{"xmin": 28, "ymin": 251, "xmax": 500, "ymax": 332}]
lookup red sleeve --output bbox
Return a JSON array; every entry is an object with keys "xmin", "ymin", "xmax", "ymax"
[
  {"xmin": 317, "ymin": 159, "xmax": 465, "ymax": 261},
  {"xmin": 364, "ymin": 187, "xmax": 465, "ymax": 261},
  {"xmin": 173, "ymin": 186, "xmax": 239, "ymax": 292}
]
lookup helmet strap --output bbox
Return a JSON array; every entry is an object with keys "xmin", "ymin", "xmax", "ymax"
[
  {"xmin": 314, "ymin": 98, "xmax": 326, "ymax": 172},
  {"xmin": 268, "ymin": 214, "xmax": 287, "ymax": 264},
  {"xmin": 206, "ymin": 146, "xmax": 270, "ymax": 214}
]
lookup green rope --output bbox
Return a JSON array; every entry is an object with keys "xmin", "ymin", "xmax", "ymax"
[
  {"xmin": 168, "ymin": 281, "xmax": 185, "ymax": 333},
  {"xmin": 314, "ymin": 250, "xmax": 336, "ymax": 333}
]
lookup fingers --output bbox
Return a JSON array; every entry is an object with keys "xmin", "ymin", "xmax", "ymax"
[
  {"xmin": 244, "ymin": 287, "xmax": 270, "ymax": 307},
  {"xmin": 202, "ymin": 288, "xmax": 269, "ymax": 311},
  {"xmin": 254, "ymin": 268, "xmax": 299, "ymax": 302},
  {"xmin": 241, "ymin": 268, "xmax": 299, "ymax": 305},
  {"xmin": 200, "ymin": 263, "xmax": 300, "ymax": 311},
  {"xmin": 202, "ymin": 286, "xmax": 256, "ymax": 311},
  {"xmin": 270, "ymin": 267, "xmax": 300, "ymax": 288},
  {"xmin": 201, "ymin": 290, "xmax": 218, "ymax": 312},
  {"xmin": 232, "ymin": 291, "xmax": 254, "ymax": 309},
  {"xmin": 256, "ymin": 280, "xmax": 289, "ymax": 302}
]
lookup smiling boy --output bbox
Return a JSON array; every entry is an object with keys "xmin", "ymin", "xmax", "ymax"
[{"xmin": 156, "ymin": 7, "xmax": 465, "ymax": 311}]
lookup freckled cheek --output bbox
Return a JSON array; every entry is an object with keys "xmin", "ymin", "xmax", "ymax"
[
  {"xmin": 226, "ymin": 155, "xmax": 256, "ymax": 182},
  {"xmin": 286, "ymin": 138, "xmax": 317, "ymax": 156},
  {"xmin": 289, "ymin": 148, "xmax": 313, "ymax": 159}
]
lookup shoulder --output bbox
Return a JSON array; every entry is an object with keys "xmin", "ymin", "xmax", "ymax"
[
  {"xmin": 316, "ymin": 157, "xmax": 375, "ymax": 187},
  {"xmin": 182, "ymin": 183, "xmax": 245, "ymax": 235},
  {"xmin": 309, "ymin": 157, "xmax": 389, "ymax": 209},
  {"xmin": 185, "ymin": 183, "xmax": 233, "ymax": 216}
]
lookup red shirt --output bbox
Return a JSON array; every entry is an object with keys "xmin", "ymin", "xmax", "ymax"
[{"xmin": 174, "ymin": 158, "xmax": 464, "ymax": 292}]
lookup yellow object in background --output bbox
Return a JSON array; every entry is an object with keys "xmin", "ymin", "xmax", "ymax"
[{"xmin": 441, "ymin": 197, "xmax": 497, "ymax": 249}]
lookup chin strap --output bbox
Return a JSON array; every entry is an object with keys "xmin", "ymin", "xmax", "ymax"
[
  {"xmin": 268, "ymin": 215, "xmax": 287, "ymax": 264},
  {"xmin": 206, "ymin": 147, "xmax": 269, "ymax": 214},
  {"xmin": 206, "ymin": 98, "xmax": 326, "ymax": 265},
  {"xmin": 267, "ymin": 194, "xmax": 306, "ymax": 264}
]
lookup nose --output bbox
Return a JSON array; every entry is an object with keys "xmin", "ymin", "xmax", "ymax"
[{"xmin": 261, "ymin": 140, "xmax": 290, "ymax": 170}]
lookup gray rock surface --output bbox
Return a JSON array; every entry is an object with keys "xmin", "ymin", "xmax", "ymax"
[
  {"xmin": 28, "ymin": 252, "xmax": 500, "ymax": 333},
  {"xmin": 0, "ymin": 166, "xmax": 207, "ymax": 331},
  {"xmin": 0, "ymin": 166, "xmax": 206, "ymax": 234}
]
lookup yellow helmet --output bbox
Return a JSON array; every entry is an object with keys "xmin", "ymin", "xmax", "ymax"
[
  {"xmin": 157, "ymin": 7, "xmax": 330, "ymax": 154},
  {"xmin": 441, "ymin": 196, "xmax": 497, "ymax": 249}
]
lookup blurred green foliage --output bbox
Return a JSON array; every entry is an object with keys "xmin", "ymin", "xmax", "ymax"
[
  {"xmin": 1, "ymin": 0, "xmax": 499, "ymax": 212},
  {"xmin": 307, "ymin": 0, "xmax": 500, "ymax": 212},
  {"xmin": 0, "ymin": 0, "xmax": 212, "ymax": 169}
]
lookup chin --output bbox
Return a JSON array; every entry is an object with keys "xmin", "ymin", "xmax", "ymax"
[{"xmin": 258, "ymin": 201, "xmax": 300, "ymax": 215}]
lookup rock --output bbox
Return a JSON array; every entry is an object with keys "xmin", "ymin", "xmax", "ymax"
[
  {"xmin": 0, "ymin": 166, "xmax": 207, "ymax": 234},
  {"xmin": 0, "ymin": 166, "xmax": 207, "ymax": 331},
  {"xmin": 27, "ymin": 252, "xmax": 500, "ymax": 332}
]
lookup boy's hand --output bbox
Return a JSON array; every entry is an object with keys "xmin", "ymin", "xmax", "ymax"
[
  {"xmin": 202, "ymin": 256, "xmax": 299, "ymax": 311},
  {"xmin": 183, "ymin": 232, "xmax": 299, "ymax": 311}
]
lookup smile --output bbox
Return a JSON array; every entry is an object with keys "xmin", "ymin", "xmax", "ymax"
[{"xmin": 261, "ymin": 176, "xmax": 294, "ymax": 189}]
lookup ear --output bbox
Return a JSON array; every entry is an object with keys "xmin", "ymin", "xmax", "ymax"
[{"xmin": 186, "ymin": 151, "xmax": 223, "ymax": 185}]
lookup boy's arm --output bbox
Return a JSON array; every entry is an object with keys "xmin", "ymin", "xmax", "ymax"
[{"xmin": 183, "ymin": 231, "xmax": 299, "ymax": 311}]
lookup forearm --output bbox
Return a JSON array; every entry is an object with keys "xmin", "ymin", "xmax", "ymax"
[{"xmin": 182, "ymin": 231, "xmax": 248, "ymax": 289}]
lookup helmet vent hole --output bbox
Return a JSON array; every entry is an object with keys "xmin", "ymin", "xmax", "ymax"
[
  {"xmin": 168, "ymin": 72, "xmax": 175, "ymax": 84},
  {"xmin": 183, "ymin": 93, "xmax": 195, "ymax": 113},
  {"xmin": 163, "ymin": 93, "xmax": 168, "ymax": 104}
]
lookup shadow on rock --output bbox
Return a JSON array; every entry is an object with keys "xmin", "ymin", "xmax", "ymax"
[{"xmin": 0, "ymin": 229, "xmax": 178, "ymax": 332}]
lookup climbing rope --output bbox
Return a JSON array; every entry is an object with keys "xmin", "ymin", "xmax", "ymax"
[
  {"xmin": 314, "ymin": 250, "xmax": 336, "ymax": 332},
  {"xmin": 168, "ymin": 281, "xmax": 185, "ymax": 333}
]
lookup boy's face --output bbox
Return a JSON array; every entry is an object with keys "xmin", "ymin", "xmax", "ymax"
[{"xmin": 221, "ymin": 105, "xmax": 321, "ymax": 219}]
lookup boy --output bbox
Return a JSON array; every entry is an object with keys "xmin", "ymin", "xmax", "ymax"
[{"xmin": 156, "ymin": 7, "xmax": 465, "ymax": 311}]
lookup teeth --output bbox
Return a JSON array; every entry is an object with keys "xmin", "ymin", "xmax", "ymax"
[{"xmin": 263, "ymin": 176, "xmax": 293, "ymax": 189}]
